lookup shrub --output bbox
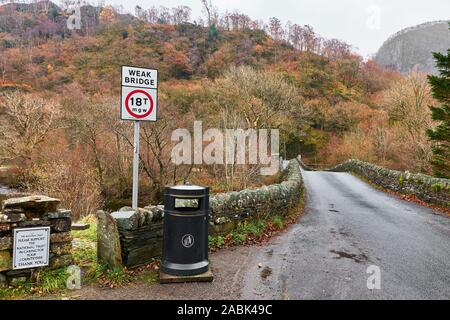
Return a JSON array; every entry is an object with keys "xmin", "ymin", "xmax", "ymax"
[
  {"xmin": 231, "ymin": 232, "xmax": 247, "ymax": 244},
  {"xmin": 21, "ymin": 159, "xmax": 102, "ymax": 221}
]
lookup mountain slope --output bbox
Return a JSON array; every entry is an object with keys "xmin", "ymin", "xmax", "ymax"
[{"xmin": 375, "ymin": 20, "xmax": 450, "ymax": 74}]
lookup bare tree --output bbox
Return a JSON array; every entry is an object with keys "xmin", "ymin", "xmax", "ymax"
[
  {"xmin": 63, "ymin": 96, "xmax": 115, "ymax": 193},
  {"xmin": 135, "ymin": 5, "xmax": 148, "ymax": 21},
  {"xmin": 0, "ymin": 92, "xmax": 60, "ymax": 163},
  {"xmin": 302, "ymin": 24, "xmax": 319, "ymax": 52},
  {"xmin": 158, "ymin": 6, "xmax": 171, "ymax": 24},
  {"xmin": 201, "ymin": 0, "xmax": 218, "ymax": 27},
  {"xmin": 171, "ymin": 5, "xmax": 191, "ymax": 24},
  {"xmin": 288, "ymin": 23, "xmax": 305, "ymax": 50},
  {"xmin": 322, "ymin": 38, "xmax": 352, "ymax": 60},
  {"xmin": 267, "ymin": 17, "xmax": 284, "ymax": 41},
  {"xmin": 381, "ymin": 71, "xmax": 435, "ymax": 171},
  {"xmin": 147, "ymin": 6, "xmax": 159, "ymax": 24}
]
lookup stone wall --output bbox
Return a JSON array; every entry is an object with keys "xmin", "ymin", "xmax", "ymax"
[
  {"xmin": 98, "ymin": 159, "xmax": 304, "ymax": 268},
  {"xmin": 296, "ymin": 155, "xmax": 316, "ymax": 171},
  {"xmin": 330, "ymin": 159, "xmax": 450, "ymax": 207},
  {"xmin": 0, "ymin": 196, "xmax": 72, "ymax": 286}
]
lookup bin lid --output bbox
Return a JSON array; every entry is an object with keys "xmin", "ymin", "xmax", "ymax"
[
  {"xmin": 165, "ymin": 184, "xmax": 209, "ymax": 197},
  {"xmin": 170, "ymin": 185, "xmax": 205, "ymax": 191}
]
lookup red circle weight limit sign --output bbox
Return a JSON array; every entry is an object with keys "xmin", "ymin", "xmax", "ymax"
[{"xmin": 125, "ymin": 89, "xmax": 154, "ymax": 119}]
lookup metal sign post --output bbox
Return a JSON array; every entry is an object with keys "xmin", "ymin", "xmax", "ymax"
[
  {"xmin": 132, "ymin": 121, "xmax": 140, "ymax": 209},
  {"xmin": 121, "ymin": 66, "xmax": 158, "ymax": 209}
]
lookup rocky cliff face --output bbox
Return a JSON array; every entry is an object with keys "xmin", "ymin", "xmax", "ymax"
[{"xmin": 375, "ymin": 21, "xmax": 450, "ymax": 74}]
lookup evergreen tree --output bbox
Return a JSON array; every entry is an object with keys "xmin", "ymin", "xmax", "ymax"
[{"xmin": 427, "ymin": 27, "xmax": 450, "ymax": 178}]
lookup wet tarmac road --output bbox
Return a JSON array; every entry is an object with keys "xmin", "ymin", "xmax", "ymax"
[
  {"xmin": 241, "ymin": 170, "xmax": 450, "ymax": 300},
  {"xmin": 60, "ymin": 170, "xmax": 449, "ymax": 301}
]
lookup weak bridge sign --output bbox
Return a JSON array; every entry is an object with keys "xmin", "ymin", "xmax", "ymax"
[{"xmin": 121, "ymin": 65, "xmax": 158, "ymax": 121}]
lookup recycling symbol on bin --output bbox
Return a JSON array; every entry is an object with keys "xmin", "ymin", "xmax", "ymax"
[{"xmin": 181, "ymin": 234, "xmax": 195, "ymax": 248}]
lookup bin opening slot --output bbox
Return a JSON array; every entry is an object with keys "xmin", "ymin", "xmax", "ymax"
[{"xmin": 174, "ymin": 198, "xmax": 200, "ymax": 210}]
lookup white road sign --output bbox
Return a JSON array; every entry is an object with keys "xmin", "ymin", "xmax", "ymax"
[
  {"xmin": 121, "ymin": 66, "xmax": 158, "ymax": 121},
  {"xmin": 13, "ymin": 227, "xmax": 50, "ymax": 270}
]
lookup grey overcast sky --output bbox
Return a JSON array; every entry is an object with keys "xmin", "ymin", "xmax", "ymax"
[{"xmin": 60, "ymin": 0, "xmax": 450, "ymax": 57}]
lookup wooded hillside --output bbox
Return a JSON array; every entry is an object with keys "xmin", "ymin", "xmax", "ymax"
[{"xmin": 0, "ymin": 1, "xmax": 440, "ymax": 218}]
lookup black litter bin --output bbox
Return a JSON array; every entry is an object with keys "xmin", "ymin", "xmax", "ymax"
[{"xmin": 161, "ymin": 185, "xmax": 209, "ymax": 276}]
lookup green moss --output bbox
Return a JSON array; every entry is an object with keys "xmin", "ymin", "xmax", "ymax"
[{"xmin": 431, "ymin": 184, "xmax": 442, "ymax": 192}]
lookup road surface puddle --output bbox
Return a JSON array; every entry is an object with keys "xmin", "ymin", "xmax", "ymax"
[
  {"xmin": 330, "ymin": 250, "xmax": 368, "ymax": 263},
  {"xmin": 328, "ymin": 204, "xmax": 339, "ymax": 213},
  {"xmin": 260, "ymin": 266, "xmax": 272, "ymax": 279}
]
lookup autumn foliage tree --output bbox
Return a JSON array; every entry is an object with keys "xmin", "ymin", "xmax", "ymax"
[{"xmin": 381, "ymin": 72, "xmax": 434, "ymax": 172}]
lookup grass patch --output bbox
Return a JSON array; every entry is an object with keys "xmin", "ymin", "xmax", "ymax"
[
  {"xmin": 0, "ymin": 280, "xmax": 31, "ymax": 300},
  {"xmin": 231, "ymin": 232, "xmax": 247, "ymax": 245},
  {"xmin": 98, "ymin": 266, "xmax": 135, "ymax": 288},
  {"xmin": 0, "ymin": 267, "xmax": 70, "ymax": 300},
  {"xmin": 79, "ymin": 262, "xmax": 135, "ymax": 288},
  {"xmin": 237, "ymin": 219, "xmax": 267, "ymax": 237},
  {"xmin": 270, "ymin": 215, "xmax": 284, "ymax": 229},
  {"xmin": 74, "ymin": 215, "xmax": 139, "ymax": 288},
  {"xmin": 209, "ymin": 219, "xmax": 271, "ymax": 248},
  {"xmin": 71, "ymin": 215, "xmax": 135, "ymax": 288},
  {"xmin": 72, "ymin": 215, "xmax": 98, "ymax": 272},
  {"xmin": 34, "ymin": 268, "xmax": 70, "ymax": 294},
  {"xmin": 72, "ymin": 215, "xmax": 97, "ymax": 242},
  {"xmin": 209, "ymin": 217, "xmax": 286, "ymax": 249},
  {"xmin": 208, "ymin": 235, "xmax": 225, "ymax": 248},
  {"xmin": 139, "ymin": 271, "xmax": 159, "ymax": 285},
  {"xmin": 83, "ymin": 261, "xmax": 107, "ymax": 283},
  {"xmin": 72, "ymin": 240, "xmax": 96, "ymax": 268}
]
